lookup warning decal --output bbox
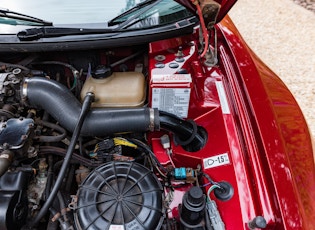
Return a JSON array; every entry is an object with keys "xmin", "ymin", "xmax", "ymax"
[{"xmin": 151, "ymin": 88, "xmax": 191, "ymax": 118}]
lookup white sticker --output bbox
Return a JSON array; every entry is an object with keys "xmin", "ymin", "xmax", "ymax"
[
  {"xmin": 215, "ymin": 81, "xmax": 230, "ymax": 114},
  {"xmin": 203, "ymin": 153, "xmax": 230, "ymax": 169},
  {"xmin": 109, "ymin": 225, "xmax": 124, "ymax": 230},
  {"xmin": 152, "ymin": 74, "xmax": 192, "ymax": 83},
  {"xmin": 152, "ymin": 88, "xmax": 191, "ymax": 118}
]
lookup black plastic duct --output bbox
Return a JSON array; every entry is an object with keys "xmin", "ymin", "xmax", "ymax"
[
  {"xmin": 22, "ymin": 77, "xmax": 206, "ymax": 151},
  {"xmin": 159, "ymin": 111, "xmax": 207, "ymax": 152}
]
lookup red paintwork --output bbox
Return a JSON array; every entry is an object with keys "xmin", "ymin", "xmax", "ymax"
[
  {"xmin": 148, "ymin": 15, "xmax": 315, "ymax": 229},
  {"xmin": 219, "ymin": 16, "xmax": 315, "ymax": 229}
]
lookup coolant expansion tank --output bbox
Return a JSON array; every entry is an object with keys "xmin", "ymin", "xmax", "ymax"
[{"xmin": 81, "ymin": 72, "xmax": 146, "ymax": 107}]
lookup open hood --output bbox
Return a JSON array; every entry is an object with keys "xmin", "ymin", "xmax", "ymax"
[{"xmin": 175, "ymin": 0, "xmax": 237, "ymax": 24}]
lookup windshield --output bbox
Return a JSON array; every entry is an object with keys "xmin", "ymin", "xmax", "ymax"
[{"xmin": 0, "ymin": 0, "xmax": 192, "ymax": 28}]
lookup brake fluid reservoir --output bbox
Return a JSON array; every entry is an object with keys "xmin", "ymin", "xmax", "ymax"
[{"xmin": 81, "ymin": 72, "xmax": 146, "ymax": 107}]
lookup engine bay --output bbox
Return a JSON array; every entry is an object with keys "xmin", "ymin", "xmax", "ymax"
[{"xmin": 0, "ymin": 38, "xmax": 238, "ymax": 230}]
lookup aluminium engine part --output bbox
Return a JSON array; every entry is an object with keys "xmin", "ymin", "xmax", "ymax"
[
  {"xmin": 74, "ymin": 161, "xmax": 164, "ymax": 230},
  {"xmin": 0, "ymin": 70, "xmax": 22, "ymax": 95},
  {"xmin": 0, "ymin": 118, "xmax": 34, "ymax": 176},
  {"xmin": 0, "ymin": 118, "xmax": 34, "ymax": 150},
  {"xmin": 0, "ymin": 70, "xmax": 23, "ymax": 116},
  {"xmin": 27, "ymin": 158, "xmax": 48, "ymax": 206}
]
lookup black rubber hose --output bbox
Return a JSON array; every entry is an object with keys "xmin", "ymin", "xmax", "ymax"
[
  {"xmin": 159, "ymin": 111, "xmax": 207, "ymax": 152},
  {"xmin": 39, "ymin": 146, "xmax": 103, "ymax": 167},
  {"xmin": 28, "ymin": 92, "xmax": 94, "ymax": 228},
  {"xmin": 23, "ymin": 77, "xmax": 206, "ymax": 151},
  {"xmin": 56, "ymin": 191, "xmax": 66, "ymax": 216},
  {"xmin": 34, "ymin": 119, "xmax": 67, "ymax": 142},
  {"xmin": 24, "ymin": 77, "xmax": 159, "ymax": 136}
]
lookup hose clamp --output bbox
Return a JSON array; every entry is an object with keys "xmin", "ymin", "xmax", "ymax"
[
  {"xmin": 149, "ymin": 108, "xmax": 155, "ymax": 132},
  {"xmin": 22, "ymin": 78, "xmax": 29, "ymax": 99}
]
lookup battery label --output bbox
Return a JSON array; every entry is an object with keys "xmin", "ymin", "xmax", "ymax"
[{"xmin": 152, "ymin": 88, "xmax": 191, "ymax": 118}]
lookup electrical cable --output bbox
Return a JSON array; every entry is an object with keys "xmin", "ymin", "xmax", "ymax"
[
  {"xmin": 113, "ymin": 137, "xmax": 137, "ymax": 148},
  {"xmin": 191, "ymin": 0, "xmax": 209, "ymax": 58},
  {"xmin": 202, "ymin": 172, "xmax": 220, "ymax": 186},
  {"xmin": 127, "ymin": 137, "xmax": 168, "ymax": 174},
  {"xmin": 32, "ymin": 61, "xmax": 79, "ymax": 90},
  {"xmin": 0, "ymin": 61, "xmax": 30, "ymax": 71},
  {"xmin": 207, "ymin": 184, "xmax": 221, "ymax": 201}
]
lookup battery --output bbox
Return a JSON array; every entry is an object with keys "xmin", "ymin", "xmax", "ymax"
[{"xmin": 150, "ymin": 73, "xmax": 192, "ymax": 118}]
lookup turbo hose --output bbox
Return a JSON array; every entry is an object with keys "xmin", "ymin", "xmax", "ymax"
[{"xmin": 22, "ymin": 77, "xmax": 206, "ymax": 151}]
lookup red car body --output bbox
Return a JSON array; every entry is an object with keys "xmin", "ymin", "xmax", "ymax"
[
  {"xmin": 175, "ymin": 1, "xmax": 315, "ymax": 228},
  {"xmin": 148, "ymin": 13, "xmax": 315, "ymax": 228},
  {"xmin": 0, "ymin": 0, "xmax": 314, "ymax": 229},
  {"xmin": 213, "ymin": 16, "xmax": 315, "ymax": 229}
]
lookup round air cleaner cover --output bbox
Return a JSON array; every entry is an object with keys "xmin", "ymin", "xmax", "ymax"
[{"xmin": 74, "ymin": 161, "xmax": 164, "ymax": 230}]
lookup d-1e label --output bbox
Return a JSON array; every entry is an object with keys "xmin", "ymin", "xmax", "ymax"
[{"xmin": 203, "ymin": 153, "xmax": 230, "ymax": 169}]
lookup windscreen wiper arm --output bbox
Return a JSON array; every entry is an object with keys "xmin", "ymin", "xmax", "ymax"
[
  {"xmin": 17, "ymin": 27, "xmax": 116, "ymax": 41},
  {"xmin": 107, "ymin": 0, "xmax": 158, "ymax": 26},
  {"xmin": 0, "ymin": 8, "xmax": 52, "ymax": 26}
]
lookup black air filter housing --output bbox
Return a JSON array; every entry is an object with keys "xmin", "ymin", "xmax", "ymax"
[{"xmin": 74, "ymin": 161, "xmax": 164, "ymax": 230}]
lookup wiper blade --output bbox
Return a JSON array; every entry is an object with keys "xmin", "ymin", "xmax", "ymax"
[
  {"xmin": 0, "ymin": 8, "xmax": 52, "ymax": 26},
  {"xmin": 17, "ymin": 27, "xmax": 116, "ymax": 41},
  {"xmin": 108, "ymin": 0, "xmax": 158, "ymax": 26}
]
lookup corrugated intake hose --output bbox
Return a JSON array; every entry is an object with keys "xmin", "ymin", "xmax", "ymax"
[
  {"xmin": 23, "ymin": 77, "xmax": 159, "ymax": 136},
  {"xmin": 159, "ymin": 111, "xmax": 207, "ymax": 152},
  {"xmin": 22, "ymin": 77, "xmax": 206, "ymax": 151}
]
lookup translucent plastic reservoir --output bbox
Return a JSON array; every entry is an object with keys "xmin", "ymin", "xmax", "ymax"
[{"xmin": 81, "ymin": 72, "xmax": 146, "ymax": 107}]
